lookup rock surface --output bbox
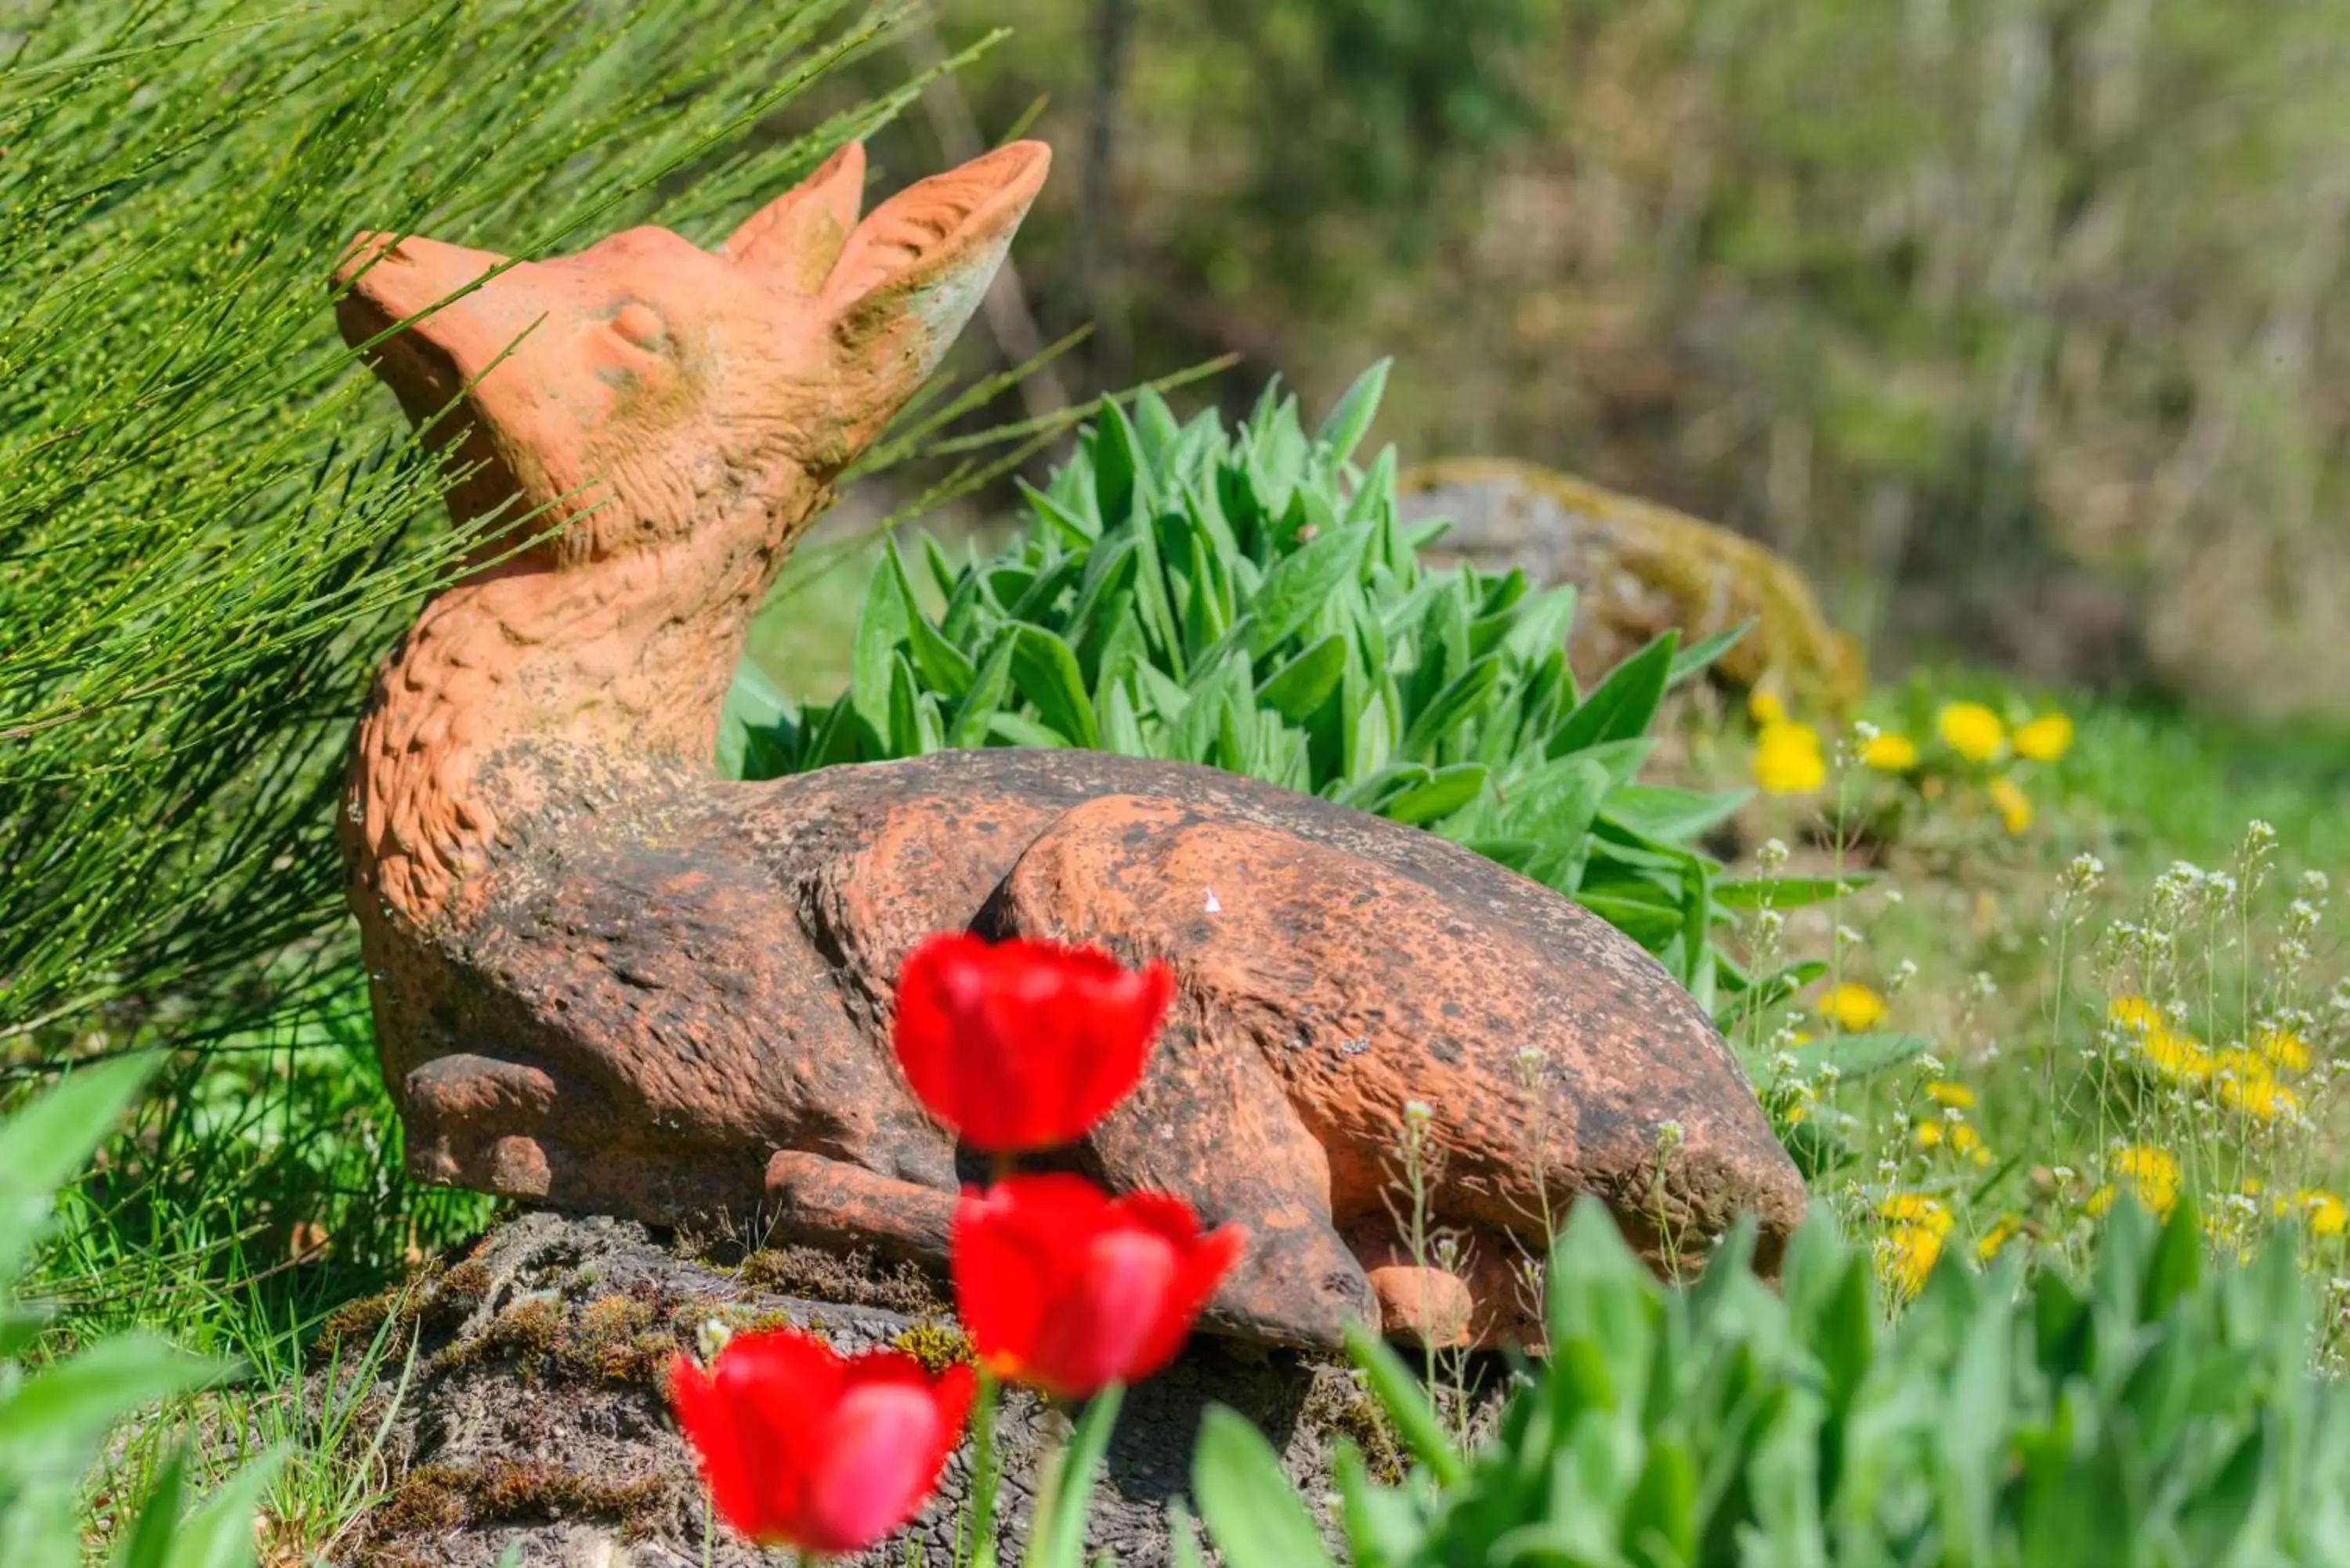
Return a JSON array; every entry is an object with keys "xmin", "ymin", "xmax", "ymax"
[
  {"xmin": 333, "ymin": 1211, "xmax": 1435, "ymax": 1568},
  {"xmin": 1397, "ymin": 457, "xmax": 1866, "ymax": 713}
]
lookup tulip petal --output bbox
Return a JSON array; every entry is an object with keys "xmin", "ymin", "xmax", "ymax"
[
  {"xmin": 1032, "ymin": 1224, "xmax": 1177, "ymax": 1393},
  {"xmin": 669, "ymin": 1355, "xmax": 768, "ymax": 1539},
  {"xmin": 954, "ymin": 1177, "xmax": 1085, "ymax": 1379},
  {"xmin": 1131, "ymin": 1220, "xmax": 1247, "ymax": 1382},
  {"xmin": 673, "ymin": 1331, "xmax": 972, "ymax": 1557},
  {"xmin": 671, "ymin": 1330, "xmax": 845, "ymax": 1543},
  {"xmin": 954, "ymin": 1175, "xmax": 1242, "ymax": 1397},
  {"xmin": 891, "ymin": 934, "xmax": 1172, "ymax": 1151},
  {"xmin": 801, "ymin": 1377, "xmax": 949, "ymax": 1552}
]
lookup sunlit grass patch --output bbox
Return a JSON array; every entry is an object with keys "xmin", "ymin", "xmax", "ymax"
[{"xmin": 1706, "ymin": 670, "xmax": 2350, "ymax": 1349}]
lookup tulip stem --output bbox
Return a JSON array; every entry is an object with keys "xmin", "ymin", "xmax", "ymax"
[
  {"xmin": 967, "ymin": 1368, "xmax": 1003, "ymax": 1568},
  {"xmin": 990, "ymin": 1150, "xmax": 1015, "ymax": 1187},
  {"xmin": 1034, "ymin": 1382, "xmax": 1126, "ymax": 1568}
]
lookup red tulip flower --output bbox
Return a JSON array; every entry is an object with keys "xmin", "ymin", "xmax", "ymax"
[
  {"xmin": 668, "ymin": 1328, "xmax": 974, "ymax": 1556},
  {"xmin": 953, "ymin": 1172, "xmax": 1245, "ymax": 1398},
  {"xmin": 892, "ymin": 932, "xmax": 1175, "ymax": 1152}
]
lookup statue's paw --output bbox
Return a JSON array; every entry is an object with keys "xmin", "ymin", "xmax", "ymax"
[
  {"xmin": 400, "ymin": 1050, "xmax": 758, "ymax": 1223},
  {"xmin": 402, "ymin": 1052, "xmax": 562, "ymax": 1193}
]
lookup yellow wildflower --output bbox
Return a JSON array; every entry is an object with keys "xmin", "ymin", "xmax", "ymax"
[
  {"xmin": 1936, "ymin": 701, "xmax": 2006, "ymax": 764},
  {"xmin": 2211, "ymin": 1046, "xmax": 2268, "ymax": 1082},
  {"xmin": 2217, "ymin": 1068, "xmax": 2298, "ymax": 1122},
  {"xmin": 2088, "ymin": 1145, "xmax": 2181, "ymax": 1219},
  {"xmin": 2012, "ymin": 712, "xmax": 2074, "ymax": 763},
  {"xmin": 1861, "ymin": 732, "xmax": 1920, "ymax": 772},
  {"xmin": 2289, "ymin": 1189, "xmax": 2348, "ymax": 1238},
  {"xmin": 2203, "ymin": 1210, "xmax": 2255, "ymax": 1266},
  {"xmin": 1817, "ymin": 981, "xmax": 1888, "ymax": 1032},
  {"xmin": 1881, "ymin": 1193, "xmax": 1950, "ymax": 1228},
  {"xmin": 2109, "ymin": 997, "xmax": 2211, "ymax": 1080},
  {"xmin": 2139, "ymin": 1025, "xmax": 2214, "ymax": 1082},
  {"xmin": 1925, "ymin": 1081, "xmax": 1975, "ymax": 1109},
  {"xmin": 1976, "ymin": 1213, "xmax": 2023, "ymax": 1262},
  {"xmin": 1989, "ymin": 775, "xmax": 2033, "ymax": 835},
  {"xmin": 1876, "ymin": 1192, "xmax": 1951, "ymax": 1299},
  {"xmin": 1748, "ymin": 688, "xmax": 1788, "ymax": 727},
  {"xmin": 1752, "ymin": 721, "xmax": 1826, "ymax": 796},
  {"xmin": 2260, "ymin": 1027, "xmax": 2312, "ymax": 1073},
  {"xmin": 1921, "ymin": 1118, "xmax": 1991, "ymax": 1165}
]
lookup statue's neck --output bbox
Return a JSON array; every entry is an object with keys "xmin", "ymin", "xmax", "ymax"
[{"xmin": 346, "ymin": 486, "xmax": 822, "ymax": 924}]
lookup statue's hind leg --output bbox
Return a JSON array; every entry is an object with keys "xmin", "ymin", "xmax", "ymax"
[
  {"xmin": 1082, "ymin": 1021, "xmax": 1379, "ymax": 1350},
  {"xmin": 982, "ymin": 801, "xmax": 1379, "ymax": 1350}
]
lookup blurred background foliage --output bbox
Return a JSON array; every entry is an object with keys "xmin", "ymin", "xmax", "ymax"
[{"xmin": 833, "ymin": 0, "xmax": 2350, "ymax": 722}]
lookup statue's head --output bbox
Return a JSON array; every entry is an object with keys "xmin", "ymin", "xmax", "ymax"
[{"xmin": 334, "ymin": 140, "xmax": 1049, "ymax": 561}]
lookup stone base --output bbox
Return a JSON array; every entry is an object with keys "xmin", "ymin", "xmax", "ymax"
[{"xmin": 328, "ymin": 1211, "xmax": 1433, "ymax": 1566}]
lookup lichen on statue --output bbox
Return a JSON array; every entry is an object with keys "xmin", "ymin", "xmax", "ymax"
[{"xmin": 1397, "ymin": 456, "xmax": 1866, "ymax": 716}]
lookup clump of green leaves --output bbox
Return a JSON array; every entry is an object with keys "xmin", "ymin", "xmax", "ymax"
[
  {"xmin": 734, "ymin": 367, "xmax": 1842, "ymax": 1006},
  {"xmin": 2, "ymin": 1057, "xmax": 277, "ymax": 1565},
  {"xmin": 1193, "ymin": 1193, "xmax": 2350, "ymax": 1566}
]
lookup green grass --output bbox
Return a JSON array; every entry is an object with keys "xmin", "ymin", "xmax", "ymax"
[
  {"xmin": 26, "ymin": 986, "xmax": 494, "ymax": 1561},
  {"xmin": 1684, "ymin": 670, "xmax": 2350, "ymax": 1352}
]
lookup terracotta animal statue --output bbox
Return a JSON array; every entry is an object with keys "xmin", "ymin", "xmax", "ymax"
[{"xmin": 333, "ymin": 139, "xmax": 1806, "ymax": 1352}]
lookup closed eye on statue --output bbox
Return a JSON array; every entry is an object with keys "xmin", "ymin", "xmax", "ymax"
[{"xmin": 611, "ymin": 301, "xmax": 667, "ymax": 349}]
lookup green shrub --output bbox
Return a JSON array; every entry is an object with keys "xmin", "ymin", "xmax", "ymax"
[
  {"xmin": 733, "ymin": 368, "xmax": 1842, "ymax": 1010},
  {"xmin": 1, "ymin": 1057, "xmax": 276, "ymax": 1564},
  {"xmin": 0, "ymin": 0, "xmax": 976, "ymax": 1049},
  {"xmin": 1193, "ymin": 1194, "xmax": 2350, "ymax": 1566}
]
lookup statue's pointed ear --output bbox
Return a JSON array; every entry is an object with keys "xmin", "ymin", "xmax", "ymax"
[
  {"xmin": 821, "ymin": 141, "xmax": 1050, "ymax": 411},
  {"xmin": 722, "ymin": 141, "xmax": 868, "ymax": 291}
]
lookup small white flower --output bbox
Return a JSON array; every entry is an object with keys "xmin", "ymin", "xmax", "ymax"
[
  {"xmin": 1758, "ymin": 837, "xmax": 1791, "ymax": 873},
  {"xmin": 1655, "ymin": 1120, "xmax": 1686, "ymax": 1152},
  {"xmin": 697, "ymin": 1318, "xmax": 736, "ymax": 1363},
  {"xmin": 1918, "ymin": 1053, "xmax": 1947, "ymax": 1077},
  {"xmin": 1403, "ymin": 1099, "xmax": 1434, "ymax": 1126},
  {"xmin": 1203, "ymin": 887, "xmax": 1222, "ymax": 914}
]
